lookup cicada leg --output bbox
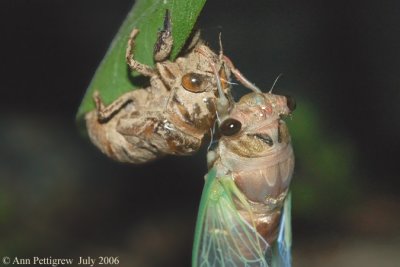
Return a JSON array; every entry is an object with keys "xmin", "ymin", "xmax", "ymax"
[
  {"xmin": 117, "ymin": 111, "xmax": 201, "ymax": 156},
  {"xmin": 153, "ymin": 9, "xmax": 173, "ymax": 62},
  {"xmin": 126, "ymin": 29, "xmax": 156, "ymax": 77},
  {"xmin": 223, "ymin": 55, "xmax": 262, "ymax": 93},
  {"xmin": 93, "ymin": 89, "xmax": 148, "ymax": 122}
]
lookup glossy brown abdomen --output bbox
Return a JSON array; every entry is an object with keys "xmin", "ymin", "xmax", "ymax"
[{"xmin": 233, "ymin": 146, "xmax": 294, "ymax": 244}]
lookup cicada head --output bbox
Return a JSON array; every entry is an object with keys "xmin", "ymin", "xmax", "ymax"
[
  {"xmin": 218, "ymin": 92, "xmax": 295, "ymax": 160},
  {"xmin": 155, "ymin": 41, "xmax": 233, "ymax": 138},
  {"xmin": 156, "ymin": 42, "xmax": 231, "ymax": 95}
]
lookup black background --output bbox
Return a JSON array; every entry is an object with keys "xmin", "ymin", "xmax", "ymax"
[{"xmin": 1, "ymin": 1, "xmax": 399, "ymax": 266}]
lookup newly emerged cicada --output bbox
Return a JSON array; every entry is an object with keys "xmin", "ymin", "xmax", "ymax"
[
  {"xmin": 85, "ymin": 11, "xmax": 232, "ymax": 163},
  {"xmin": 192, "ymin": 68, "xmax": 296, "ymax": 266}
]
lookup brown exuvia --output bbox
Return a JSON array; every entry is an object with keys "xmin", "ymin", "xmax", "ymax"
[{"xmin": 85, "ymin": 13, "xmax": 232, "ymax": 163}]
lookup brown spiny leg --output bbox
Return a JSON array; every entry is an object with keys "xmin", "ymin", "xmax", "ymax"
[
  {"xmin": 126, "ymin": 29, "xmax": 156, "ymax": 77},
  {"xmin": 93, "ymin": 90, "xmax": 137, "ymax": 122},
  {"xmin": 217, "ymin": 34, "xmax": 232, "ymax": 94},
  {"xmin": 218, "ymin": 63, "xmax": 232, "ymax": 95},
  {"xmin": 223, "ymin": 55, "xmax": 262, "ymax": 93},
  {"xmin": 185, "ymin": 29, "xmax": 202, "ymax": 52},
  {"xmin": 154, "ymin": 9, "xmax": 173, "ymax": 62},
  {"xmin": 117, "ymin": 111, "xmax": 201, "ymax": 156}
]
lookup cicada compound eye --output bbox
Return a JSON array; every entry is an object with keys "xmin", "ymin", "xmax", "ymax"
[
  {"xmin": 181, "ymin": 72, "xmax": 206, "ymax": 93},
  {"xmin": 219, "ymin": 118, "xmax": 242, "ymax": 136},
  {"xmin": 284, "ymin": 95, "xmax": 296, "ymax": 112}
]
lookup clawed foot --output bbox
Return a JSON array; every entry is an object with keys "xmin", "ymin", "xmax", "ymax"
[
  {"xmin": 126, "ymin": 10, "xmax": 174, "ymax": 76},
  {"xmin": 154, "ymin": 9, "xmax": 173, "ymax": 62}
]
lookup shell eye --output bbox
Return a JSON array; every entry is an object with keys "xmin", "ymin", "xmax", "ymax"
[
  {"xmin": 220, "ymin": 118, "xmax": 242, "ymax": 136},
  {"xmin": 181, "ymin": 73, "xmax": 205, "ymax": 92},
  {"xmin": 284, "ymin": 95, "xmax": 296, "ymax": 112}
]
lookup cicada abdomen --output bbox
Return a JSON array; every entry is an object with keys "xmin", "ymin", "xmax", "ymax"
[
  {"xmin": 215, "ymin": 92, "xmax": 295, "ymax": 243},
  {"xmin": 193, "ymin": 76, "xmax": 295, "ymax": 266}
]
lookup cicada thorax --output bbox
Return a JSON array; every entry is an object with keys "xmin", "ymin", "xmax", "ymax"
[
  {"xmin": 133, "ymin": 43, "xmax": 231, "ymax": 156},
  {"xmin": 157, "ymin": 43, "xmax": 231, "ymax": 152},
  {"xmin": 215, "ymin": 92, "xmax": 295, "ymax": 244}
]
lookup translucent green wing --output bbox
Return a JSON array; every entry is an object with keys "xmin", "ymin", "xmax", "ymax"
[
  {"xmin": 192, "ymin": 168, "xmax": 271, "ymax": 267},
  {"xmin": 272, "ymin": 192, "xmax": 292, "ymax": 267}
]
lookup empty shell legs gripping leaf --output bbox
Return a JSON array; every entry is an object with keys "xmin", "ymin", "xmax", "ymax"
[{"xmin": 85, "ymin": 12, "xmax": 232, "ymax": 163}]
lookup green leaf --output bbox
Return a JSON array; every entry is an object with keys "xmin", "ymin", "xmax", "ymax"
[{"xmin": 76, "ymin": 0, "xmax": 207, "ymax": 126}]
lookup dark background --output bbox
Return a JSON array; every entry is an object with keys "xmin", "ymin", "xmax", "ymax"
[{"xmin": 1, "ymin": 0, "xmax": 399, "ymax": 266}]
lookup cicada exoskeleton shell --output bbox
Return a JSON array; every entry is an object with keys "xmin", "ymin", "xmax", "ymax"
[{"xmin": 85, "ymin": 11, "xmax": 232, "ymax": 163}]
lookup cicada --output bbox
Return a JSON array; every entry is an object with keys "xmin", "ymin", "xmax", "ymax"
[
  {"xmin": 192, "ymin": 69, "xmax": 296, "ymax": 266},
  {"xmin": 85, "ymin": 11, "xmax": 232, "ymax": 163}
]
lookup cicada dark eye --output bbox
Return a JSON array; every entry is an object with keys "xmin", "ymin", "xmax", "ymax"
[
  {"xmin": 284, "ymin": 95, "xmax": 296, "ymax": 112},
  {"xmin": 181, "ymin": 73, "xmax": 205, "ymax": 92},
  {"xmin": 220, "ymin": 118, "xmax": 242, "ymax": 136}
]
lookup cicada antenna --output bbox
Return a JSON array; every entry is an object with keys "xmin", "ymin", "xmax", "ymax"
[
  {"xmin": 206, "ymin": 118, "xmax": 220, "ymax": 168},
  {"xmin": 218, "ymin": 32, "xmax": 224, "ymax": 61},
  {"xmin": 217, "ymin": 33, "xmax": 231, "ymax": 87},
  {"xmin": 207, "ymin": 119, "xmax": 218, "ymax": 151},
  {"xmin": 269, "ymin": 73, "xmax": 283, "ymax": 94},
  {"xmin": 209, "ymin": 61, "xmax": 230, "ymax": 123}
]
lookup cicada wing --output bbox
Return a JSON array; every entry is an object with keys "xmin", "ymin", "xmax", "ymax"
[
  {"xmin": 192, "ymin": 168, "xmax": 271, "ymax": 267},
  {"xmin": 274, "ymin": 192, "xmax": 292, "ymax": 267}
]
